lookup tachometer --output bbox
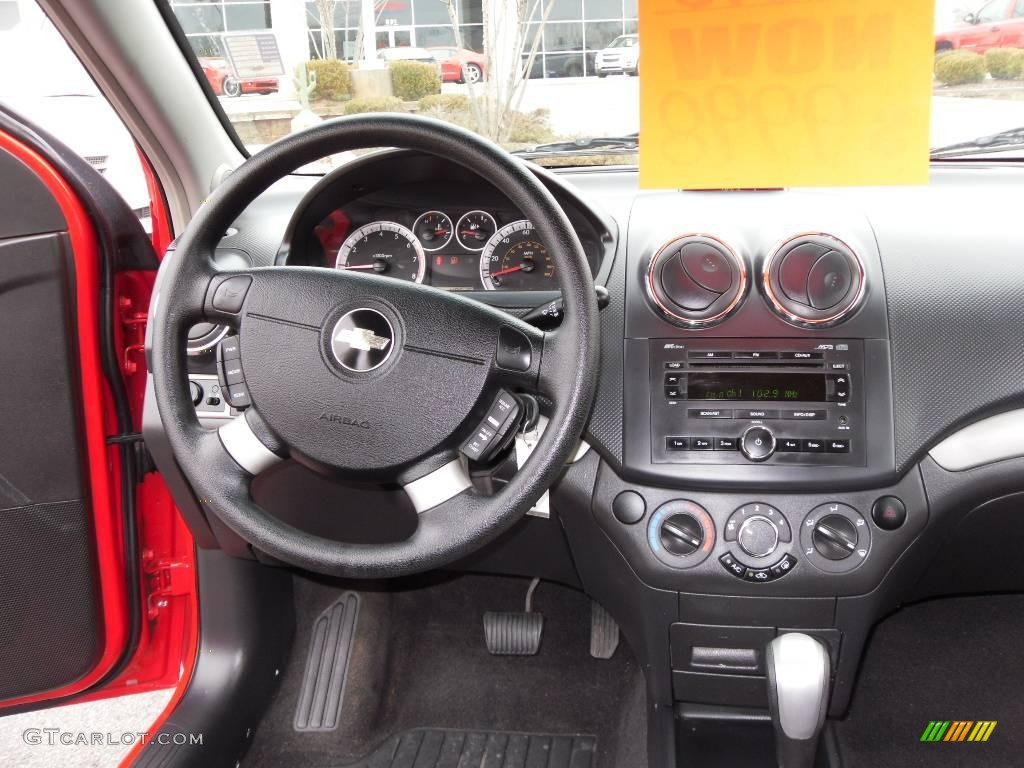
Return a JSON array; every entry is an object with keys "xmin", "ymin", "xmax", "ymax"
[
  {"xmin": 412, "ymin": 210, "xmax": 453, "ymax": 251},
  {"xmin": 456, "ymin": 210, "xmax": 497, "ymax": 251},
  {"xmin": 336, "ymin": 222, "xmax": 425, "ymax": 283},
  {"xmin": 479, "ymin": 220, "xmax": 555, "ymax": 291}
]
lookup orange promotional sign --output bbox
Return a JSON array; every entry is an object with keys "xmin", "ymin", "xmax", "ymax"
[{"xmin": 639, "ymin": 0, "xmax": 935, "ymax": 189}]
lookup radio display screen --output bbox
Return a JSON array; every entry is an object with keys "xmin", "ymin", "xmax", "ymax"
[{"xmin": 686, "ymin": 372, "xmax": 827, "ymax": 402}]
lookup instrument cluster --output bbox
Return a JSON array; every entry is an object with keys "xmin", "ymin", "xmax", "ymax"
[{"xmin": 313, "ymin": 205, "xmax": 558, "ymax": 292}]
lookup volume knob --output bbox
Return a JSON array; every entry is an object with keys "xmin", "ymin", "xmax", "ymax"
[{"xmin": 740, "ymin": 425, "xmax": 776, "ymax": 462}]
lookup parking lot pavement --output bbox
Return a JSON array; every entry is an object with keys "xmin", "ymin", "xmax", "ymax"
[{"xmin": 0, "ymin": 689, "xmax": 172, "ymax": 768}]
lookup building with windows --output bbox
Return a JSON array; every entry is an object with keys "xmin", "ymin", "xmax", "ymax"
[{"xmin": 170, "ymin": 0, "xmax": 637, "ymax": 81}]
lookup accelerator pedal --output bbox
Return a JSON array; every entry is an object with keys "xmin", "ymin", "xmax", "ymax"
[
  {"xmin": 483, "ymin": 577, "xmax": 544, "ymax": 655},
  {"xmin": 294, "ymin": 592, "xmax": 360, "ymax": 731},
  {"xmin": 589, "ymin": 601, "xmax": 620, "ymax": 659}
]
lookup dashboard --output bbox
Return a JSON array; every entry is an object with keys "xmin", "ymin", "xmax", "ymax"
[
  {"xmin": 277, "ymin": 151, "xmax": 610, "ymax": 293},
  {"xmin": 160, "ymin": 151, "xmax": 1024, "ymax": 762}
]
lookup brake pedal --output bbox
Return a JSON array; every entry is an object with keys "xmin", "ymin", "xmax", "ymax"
[
  {"xmin": 484, "ymin": 578, "xmax": 544, "ymax": 655},
  {"xmin": 589, "ymin": 600, "xmax": 619, "ymax": 659}
]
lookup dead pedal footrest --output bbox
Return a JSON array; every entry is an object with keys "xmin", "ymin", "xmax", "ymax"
[{"xmin": 293, "ymin": 592, "xmax": 360, "ymax": 731}]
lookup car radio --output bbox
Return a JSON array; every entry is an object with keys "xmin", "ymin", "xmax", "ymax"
[{"xmin": 649, "ymin": 339, "xmax": 864, "ymax": 467}]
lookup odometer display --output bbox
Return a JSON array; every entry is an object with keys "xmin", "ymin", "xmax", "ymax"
[
  {"xmin": 336, "ymin": 221, "xmax": 425, "ymax": 283},
  {"xmin": 479, "ymin": 220, "xmax": 555, "ymax": 291}
]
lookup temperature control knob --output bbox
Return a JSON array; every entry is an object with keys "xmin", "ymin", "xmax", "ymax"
[
  {"xmin": 740, "ymin": 425, "xmax": 776, "ymax": 462},
  {"xmin": 811, "ymin": 515, "xmax": 859, "ymax": 561},
  {"xmin": 660, "ymin": 513, "xmax": 704, "ymax": 556}
]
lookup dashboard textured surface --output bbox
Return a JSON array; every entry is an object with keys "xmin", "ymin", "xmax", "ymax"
[{"xmin": 879, "ymin": 213, "xmax": 1024, "ymax": 471}]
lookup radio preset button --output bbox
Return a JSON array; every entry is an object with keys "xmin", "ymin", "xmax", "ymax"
[
  {"xmin": 691, "ymin": 437, "xmax": 714, "ymax": 450},
  {"xmin": 666, "ymin": 436, "xmax": 689, "ymax": 451},
  {"xmin": 740, "ymin": 426, "xmax": 776, "ymax": 462},
  {"xmin": 777, "ymin": 438, "xmax": 801, "ymax": 452},
  {"xmin": 688, "ymin": 408, "xmax": 732, "ymax": 419},
  {"xmin": 826, "ymin": 439, "xmax": 851, "ymax": 453},
  {"xmin": 802, "ymin": 438, "xmax": 826, "ymax": 453},
  {"xmin": 716, "ymin": 437, "xmax": 738, "ymax": 450}
]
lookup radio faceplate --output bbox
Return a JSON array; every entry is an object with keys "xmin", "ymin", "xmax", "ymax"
[{"xmin": 649, "ymin": 339, "xmax": 864, "ymax": 468}]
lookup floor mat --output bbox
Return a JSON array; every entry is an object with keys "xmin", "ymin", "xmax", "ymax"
[
  {"xmin": 834, "ymin": 595, "xmax": 1024, "ymax": 768},
  {"xmin": 245, "ymin": 574, "xmax": 645, "ymax": 768},
  {"xmin": 345, "ymin": 728, "xmax": 596, "ymax": 768}
]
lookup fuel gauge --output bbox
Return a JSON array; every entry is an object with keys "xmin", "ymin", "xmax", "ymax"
[
  {"xmin": 413, "ymin": 211, "xmax": 453, "ymax": 251},
  {"xmin": 456, "ymin": 210, "xmax": 497, "ymax": 251}
]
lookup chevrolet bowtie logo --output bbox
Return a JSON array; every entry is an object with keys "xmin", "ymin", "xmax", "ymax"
[{"xmin": 335, "ymin": 326, "xmax": 391, "ymax": 352}]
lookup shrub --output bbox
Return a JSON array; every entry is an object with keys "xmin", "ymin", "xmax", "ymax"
[
  {"xmin": 985, "ymin": 47, "xmax": 1024, "ymax": 80},
  {"xmin": 390, "ymin": 61, "xmax": 441, "ymax": 100},
  {"xmin": 418, "ymin": 93, "xmax": 471, "ymax": 113},
  {"xmin": 342, "ymin": 96, "xmax": 405, "ymax": 115},
  {"xmin": 934, "ymin": 50, "xmax": 986, "ymax": 86},
  {"xmin": 506, "ymin": 109, "xmax": 555, "ymax": 144},
  {"xmin": 305, "ymin": 59, "xmax": 352, "ymax": 100}
]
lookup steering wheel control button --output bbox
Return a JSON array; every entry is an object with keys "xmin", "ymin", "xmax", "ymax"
[
  {"xmin": 496, "ymin": 326, "xmax": 532, "ymax": 372},
  {"xmin": 217, "ymin": 335, "xmax": 240, "ymax": 360},
  {"xmin": 740, "ymin": 426, "xmax": 775, "ymax": 462},
  {"xmin": 612, "ymin": 491, "xmax": 647, "ymax": 525},
  {"xmin": 647, "ymin": 500, "xmax": 715, "ymax": 569},
  {"xmin": 223, "ymin": 360, "xmax": 244, "ymax": 386},
  {"xmin": 737, "ymin": 516, "xmax": 780, "ymax": 558},
  {"xmin": 801, "ymin": 503, "xmax": 870, "ymax": 574},
  {"xmin": 330, "ymin": 308, "xmax": 395, "ymax": 373},
  {"xmin": 225, "ymin": 383, "xmax": 251, "ymax": 409},
  {"xmin": 461, "ymin": 389, "xmax": 522, "ymax": 462},
  {"xmin": 871, "ymin": 496, "xmax": 907, "ymax": 531},
  {"xmin": 211, "ymin": 275, "xmax": 252, "ymax": 313}
]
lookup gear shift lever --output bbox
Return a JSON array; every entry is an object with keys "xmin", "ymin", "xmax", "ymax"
[{"xmin": 765, "ymin": 633, "xmax": 830, "ymax": 768}]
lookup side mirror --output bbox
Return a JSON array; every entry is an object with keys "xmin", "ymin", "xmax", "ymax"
[{"xmin": 963, "ymin": 12, "xmax": 978, "ymax": 24}]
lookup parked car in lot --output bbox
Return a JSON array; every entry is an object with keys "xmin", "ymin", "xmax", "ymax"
[
  {"xmin": 594, "ymin": 33, "xmax": 639, "ymax": 77},
  {"xmin": 428, "ymin": 46, "xmax": 487, "ymax": 83},
  {"xmin": 198, "ymin": 56, "xmax": 278, "ymax": 97},
  {"xmin": 935, "ymin": 0, "xmax": 1024, "ymax": 52}
]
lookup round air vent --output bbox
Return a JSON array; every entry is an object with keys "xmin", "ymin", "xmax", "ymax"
[
  {"xmin": 762, "ymin": 234, "xmax": 865, "ymax": 327},
  {"xmin": 645, "ymin": 234, "xmax": 748, "ymax": 327}
]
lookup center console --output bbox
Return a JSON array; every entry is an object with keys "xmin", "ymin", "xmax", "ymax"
[{"xmin": 577, "ymin": 192, "xmax": 917, "ymax": 764}]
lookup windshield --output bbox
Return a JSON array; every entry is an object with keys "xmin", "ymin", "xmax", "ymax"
[{"xmin": 162, "ymin": 0, "xmax": 1024, "ymax": 167}]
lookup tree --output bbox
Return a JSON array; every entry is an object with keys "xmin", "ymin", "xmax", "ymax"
[
  {"xmin": 315, "ymin": 0, "xmax": 339, "ymax": 59},
  {"xmin": 443, "ymin": 0, "xmax": 554, "ymax": 143}
]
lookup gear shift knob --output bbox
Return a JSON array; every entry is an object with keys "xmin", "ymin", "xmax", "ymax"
[{"xmin": 765, "ymin": 633, "xmax": 830, "ymax": 768}]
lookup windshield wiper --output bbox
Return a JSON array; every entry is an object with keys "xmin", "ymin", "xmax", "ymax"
[
  {"xmin": 512, "ymin": 133, "xmax": 638, "ymax": 159},
  {"xmin": 930, "ymin": 125, "xmax": 1024, "ymax": 158}
]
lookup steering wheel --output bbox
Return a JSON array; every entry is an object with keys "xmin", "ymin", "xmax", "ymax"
[{"xmin": 148, "ymin": 115, "xmax": 599, "ymax": 578}]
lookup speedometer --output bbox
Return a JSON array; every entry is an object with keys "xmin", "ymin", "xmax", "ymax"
[
  {"xmin": 479, "ymin": 220, "xmax": 555, "ymax": 291},
  {"xmin": 336, "ymin": 222, "xmax": 425, "ymax": 283}
]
